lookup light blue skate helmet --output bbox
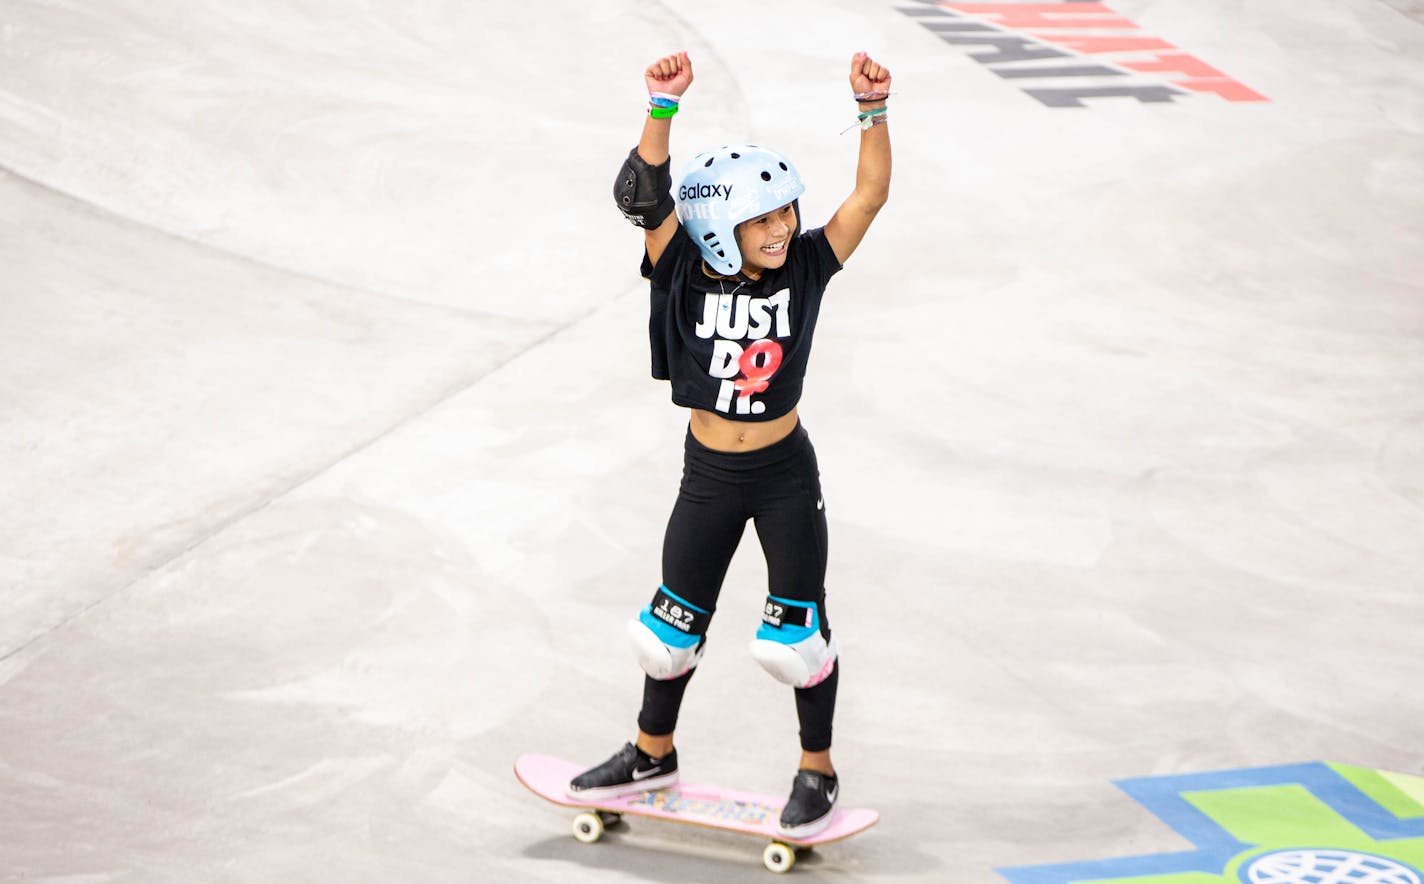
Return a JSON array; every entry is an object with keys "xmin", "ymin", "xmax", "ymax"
[{"xmin": 675, "ymin": 144, "xmax": 805, "ymax": 276}]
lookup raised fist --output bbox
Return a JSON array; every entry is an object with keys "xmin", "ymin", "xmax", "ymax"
[
  {"xmin": 850, "ymin": 52, "xmax": 891, "ymax": 97},
  {"xmin": 645, "ymin": 51, "xmax": 694, "ymax": 97}
]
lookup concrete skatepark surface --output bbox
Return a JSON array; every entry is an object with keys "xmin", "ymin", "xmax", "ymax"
[{"xmin": 2, "ymin": 0, "xmax": 1422, "ymax": 881}]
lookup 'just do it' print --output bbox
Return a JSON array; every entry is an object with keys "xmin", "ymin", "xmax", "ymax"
[{"xmin": 692, "ymin": 291, "xmax": 791, "ymax": 415}]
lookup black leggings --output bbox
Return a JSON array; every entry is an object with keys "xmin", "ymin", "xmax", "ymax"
[{"xmin": 637, "ymin": 422, "xmax": 839, "ymax": 753}]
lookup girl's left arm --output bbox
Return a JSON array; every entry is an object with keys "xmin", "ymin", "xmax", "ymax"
[{"xmin": 824, "ymin": 52, "xmax": 892, "ymax": 265}]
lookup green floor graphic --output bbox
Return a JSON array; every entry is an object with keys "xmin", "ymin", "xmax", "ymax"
[{"xmin": 998, "ymin": 763, "xmax": 1424, "ymax": 883}]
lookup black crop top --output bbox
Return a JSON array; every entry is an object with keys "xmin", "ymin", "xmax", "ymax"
[{"xmin": 643, "ymin": 226, "xmax": 843, "ymax": 421}]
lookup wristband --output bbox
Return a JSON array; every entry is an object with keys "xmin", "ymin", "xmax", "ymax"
[
  {"xmin": 854, "ymin": 90, "xmax": 892, "ymax": 103},
  {"xmin": 649, "ymin": 90, "xmax": 680, "ymax": 119},
  {"xmin": 841, "ymin": 105, "xmax": 888, "ymax": 134}
]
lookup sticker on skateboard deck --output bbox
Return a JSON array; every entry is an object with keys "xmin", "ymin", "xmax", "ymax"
[{"xmin": 514, "ymin": 753, "xmax": 878, "ymax": 874}]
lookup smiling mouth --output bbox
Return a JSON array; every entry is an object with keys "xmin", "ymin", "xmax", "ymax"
[{"xmin": 760, "ymin": 240, "xmax": 787, "ymax": 255}]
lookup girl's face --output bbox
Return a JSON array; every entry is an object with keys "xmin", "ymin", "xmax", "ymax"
[{"xmin": 735, "ymin": 203, "xmax": 797, "ymax": 277}]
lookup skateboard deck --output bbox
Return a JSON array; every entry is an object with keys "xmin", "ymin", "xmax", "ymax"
[{"xmin": 514, "ymin": 753, "xmax": 877, "ymax": 873}]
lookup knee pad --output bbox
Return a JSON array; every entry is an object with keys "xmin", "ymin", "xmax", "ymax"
[
  {"xmin": 627, "ymin": 586, "xmax": 711, "ymax": 680},
  {"xmin": 748, "ymin": 595, "xmax": 838, "ymax": 688}
]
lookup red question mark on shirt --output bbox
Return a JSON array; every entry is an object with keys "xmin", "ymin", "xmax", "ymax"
[{"xmin": 735, "ymin": 339, "xmax": 783, "ymax": 398}]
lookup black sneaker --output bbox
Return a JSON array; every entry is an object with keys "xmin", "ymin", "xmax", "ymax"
[
  {"xmin": 566, "ymin": 742, "xmax": 679, "ymax": 801},
  {"xmin": 777, "ymin": 769, "xmax": 838, "ymax": 838}
]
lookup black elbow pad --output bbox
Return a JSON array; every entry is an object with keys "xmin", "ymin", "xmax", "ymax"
[{"xmin": 614, "ymin": 147, "xmax": 676, "ymax": 229}]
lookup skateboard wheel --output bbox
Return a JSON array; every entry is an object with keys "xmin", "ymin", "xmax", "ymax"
[
  {"xmin": 763, "ymin": 842, "xmax": 796, "ymax": 874},
  {"xmin": 572, "ymin": 812, "xmax": 604, "ymax": 844}
]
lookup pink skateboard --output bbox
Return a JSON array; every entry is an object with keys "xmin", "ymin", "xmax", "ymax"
[{"xmin": 514, "ymin": 753, "xmax": 878, "ymax": 874}]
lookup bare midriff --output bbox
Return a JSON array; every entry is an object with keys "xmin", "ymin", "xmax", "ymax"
[{"xmin": 688, "ymin": 406, "xmax": 799, "ymax": 452}]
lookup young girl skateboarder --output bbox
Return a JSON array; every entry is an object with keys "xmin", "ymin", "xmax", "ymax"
[{"xmin": 569, "ymin": 49, "xmax": 892, "ymax": 839}]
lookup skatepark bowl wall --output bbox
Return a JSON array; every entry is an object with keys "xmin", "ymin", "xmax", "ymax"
[{"xmin": 1, "ymin": 0, "xmax": 1422, "ymax": 881}]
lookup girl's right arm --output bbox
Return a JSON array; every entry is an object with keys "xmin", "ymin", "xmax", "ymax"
[{"xmin": 637, "ymin": 52, "xmax": 693, "ymax": 268}]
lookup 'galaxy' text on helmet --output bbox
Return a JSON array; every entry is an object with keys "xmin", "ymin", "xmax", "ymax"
[{"xmin": 679, "ymin": 183, "xmax": 734, "ymax": 201}]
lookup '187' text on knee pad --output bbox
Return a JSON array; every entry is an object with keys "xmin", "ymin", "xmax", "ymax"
[
  {"xmin": 748, "ymin": 595, "xmax": 837, "ymax": 688},
  {"xmin": 627, "ymin": 585, "xmax": 711, "ymax": 680}
]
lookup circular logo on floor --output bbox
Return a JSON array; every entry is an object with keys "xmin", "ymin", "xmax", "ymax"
[{"xmin": 1240, "ymin": 848, "xmax": 1422, "ymax": 884}]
